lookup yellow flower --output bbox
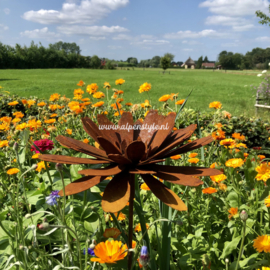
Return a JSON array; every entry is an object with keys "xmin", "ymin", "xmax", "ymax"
[
  {"xmin": 175, "ymin": 99, "xmax": 185, "ymax": 105},
  {"xmin": 212, "ymin": 130, "xmax": 226, "ymax": 140},
  {"xmin": 103, "ymin": 228, "xmax": 121, "ymax": 239},
  {"xmin": 66, "ymin": 129, "xmax": 72, "ymax": 135},
  {"xmin": 210, "ymin": 174, "xmax": 227, "ymax": 183},
  {"xmin": 93, "ymin": 92, "xmax": 105, "ymax": 99},
  {"xmin": 218, "ymin": 183, "xmax": 227, "ymax": 191},
  {"xmin": 92, "ymin": 101, "xmax": 104, "ymax": 108},
  {"xmin": 27, "ymin": 100, "xmax": 35, "ymax": 108},
  {"xmin": 189, "ymin": 153, "xmax": 198, "ymax": 158},
  {"xmin": 188, "ymin": 158, "xmax": 199, "ymax": 164},
  {"xmin": 27, "ymin": 119, "xmax": 41, "ymax": 130},
  {"xmin": 7, "ymin": 168, "xmax": 20, "ymax": 175},
  {"xmin": 134, "ymin": 223, "xmax": 150, "ymax": 232},
  {"xmin": 220, "ymin": 139, "xmax": 235, "ymax": 147},
  {"xmin": 159, "ymin": 95, "xmax": 171, "ymax": 102},
  {"xmin": 15, "ymin": 123, "xmax": 27, "ymax": 130},
  {"xmin": 38, "ymin": 102, "xmax": 46, "ymax": 107},
  {"xmin": 139, "ymin": 82, "xmax": 151, "ymax": 93},
  {"xmin": 228, "ymin": 207, "xmax": 238, "ymax": 219},
  {"xmin": 109, "ymin": 212, "xmax": 126, "ymax": 221},
  {"xmin": 103, "ymin": 82, "xmax": 111, "ymax": 89},
  {"xmin": 202, "ymin": 187, "xmax": 217, "ymax": 194},
  {"xmin": 209, "ymin": 101, "xmax": 222, "ymax": 109},
  {"xmin": 36, "ymin": 161, "xmax": 48, "ymax": 172},
  {"xmin": 253, "ymin": 235, "xmax": 270, "ymax": 253},
  {"xmin": 48, "ymin": 104, "xmax": 58, "ymax": 111},
  {"xmin": 13, "ymin": 112, "xmax": 24, "ymax": 118},
  {"xmin": 91, "ymin": 240, "xmax": 127, "ymax": 264},
  {"xmin": 8, "ymin": 101, "xmax": 19, "ymax": 106},
  {"xmin": 140, "ymin": 182, "xmax": 150, "ymax": 190},
  {"xmin": 44, "ymin": 119, "xmax": 56, "ymax": 124},
  {"xmin": 32, "ymin": 153, "xmax": 41, "ymax": 159},
  {"xmin": 232, "ymin": 133, "xmax": 246, "ymax": 141},
  {"xmin": 77, "ymin": 80, "xmax": 85, "ymax": 87},
  {"xmin": 264, "ymin": 195, "xmax": 270, "ymax": 207},
  {"xmin": 12, "ymin": 118, "xmax": 21, "ymax": 123},
  {"xmin": 87, "ymin": 83, "xmax": 98, "ymax": 94},
  {"xmin": 114, "ymin": 110, "xmax": 124, "ymax": 116},
  {"xmin": 0, "ymin": 140, "xmax": 9, "ymax": 148},
  {"xmin": 236, "ymin": 143, "xmax": 247, "ymax": 148},
  {"xmin": 255, "ymin": 163, "xmax": 270, "ymax": 182},
  {"xmin": 74, "ymin": 89, "xmax": 84, "ymax": 96},
  {"xmin": 115, "ymin": 79, "xmax": 125, "ymax": 85},
  {"xmin": 83, "ymin": 139, "xmax": 89, "ymax": 144},
  {"xmin": 49, "ymin": 93, "xmax": 61, "ymax": 101},
  {"xmin": 225, "ymin": 158, "xmax": 244, "ymax": 168}
]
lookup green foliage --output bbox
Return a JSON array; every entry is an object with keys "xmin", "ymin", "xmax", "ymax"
[
  {"xmin": 197, "ymin": 56, "xmax": 203, "ymax": 68},
  {"xmin": 160, "ymin": 56, "xmax": 171, "ymax": 70},
  {"xmin": 256, "ymin": 5, "xmax": 270, "ymax": 26}
]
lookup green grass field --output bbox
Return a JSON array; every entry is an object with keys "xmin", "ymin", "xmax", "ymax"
[{"xmin": 0, "ymin": 68, "xmax": 266, "ymax": 117}]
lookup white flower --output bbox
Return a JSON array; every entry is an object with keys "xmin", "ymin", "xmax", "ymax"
[
  {"xmin": 257, "ymin": 74, "xmax": 263, "ymax": 77},
  {"xmin": 262, "ymin": 70, "xmax": 267, "ymax": 73},
  {"xmin": 268, "ymin": 62, "xmax": 270, "ymax": 66}
]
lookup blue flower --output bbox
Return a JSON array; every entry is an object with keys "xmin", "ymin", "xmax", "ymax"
[
  {"xmin": 83, "ymin": 248, "xmax": 95, "ymax": 256},
  {"xmin": 46, "ymin": 190, "xmax": 60, "ymax": 206},
  {"xmin": 139, "ymin": 245, "xmax": 150, "ymax": 267}
]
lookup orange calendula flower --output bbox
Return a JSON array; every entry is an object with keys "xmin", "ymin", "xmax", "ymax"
[
  {"xmin": 253, "ymin": 235, "xmax": 270, "ymax": 253},
  {"xmin": 50, "ymin": 114, "xmax": 58, "ymax": 118},
  {"xmin": 219, "ymin": 183, "xmax": 227, "ymax": 191},
  {"xmin": 175, "ymin": 99, "xmax": 185, "ymax": 105},
  {"xmin": 212, "ymin": 130, "xmax": 226, "ymax": 140},
  {"xmin": 15, "ymin": 123, "xmax": 27, "ymax": 131},
  {"xmin": 27, "ymin": 100, "xmax": 35, "ymax": 108},
  {"xmin": 93, "ymin": 92, "xmax": 105, "ymax": 99},
  {"xmin": 225, "ymin": 158, "xmax": 244, "ymax": 168},
  {"xmin": 92, "ymin": 101, "xmax": 104, "ymax": 108},
  {"xmin": 45, "ymin": 119, "xmax": 56, "ymax": 124},
  {"xmin": 77, "ymin": 80, "xmax": 85, "ymax": 87},
  {"xmin": 159, "ymin": 95, "xmax": 171, "ymax": 102},
  {"xmin": 215, "ymin": 123, "xmax": 223, "ymax": 129},
  {"xmin": 170, "ymin": 93, "xmax": 178, "ymax": 100},
  {"xmin": 103, "ymin": 228, "xmax": 121, "ymax": 239},
  {"xmin": 0, "ymin": 140, "xmax": 9, "ymax": 148},
  {"xmin": 202, "ymin": 187, "xmax": 218, "ymax": 194},
  {"xmin": 74, "ymin": 89, "xmax": 84, "ymax": 96},
  {"xmin": 87, "ymin": 83, "xmax": 98, "ymax": 94},
  {"xmin": 209, "ymin": 101, "xmax": 222, "ymax": 109},
  {"xmin": 188, "ymin": 158, "xmax": 199, "ymax": 164},
  {"xmin": 116, "ymin": 98, "xmax": 124, "ymax": 103},
  {"xmin": 244, "ymin": 153, "xmax": 249, "ymax": 157},
  {"xmin": 210, "ymin": 162, "xmax": 218, "ymax": 169},
  {"xmin": 81, "ymin": 98, "xmax": 90, "ymax": 102},
  {"xmin": 36, "ymin": 161, "xmax": 48, "ymax": 172},
  {"xmin": 38, "ymin": 102, "xmax": 46, "ymax": 107},
  {"xmin": 32, "ymin": 153, "xmax": 41, "ymax": 159},
  {"xmin": 28, "ymin": 119, "xmax": 41, "ymax": 130},
  {"xmin": 134, "ymin": 223, "xmax": 150, "ymax": 232},
  {"xmin": 7, "ymin": 168, "xmax": 20, "ymax": 175},
  {"xmin": 103, "ymin": 82, "xmax": 111, "ymax": 89},
  {"xmin": 8, "ymin": 101, "xmax": 19, "ymax": 106},
  {"xmin": 140, "ymin": 182, "xmax": 150, "ymax": 190},
  {"xmin": 228, "ymin": 207, "xmax": 238, "ymax": 219},
  {"xmin": 258, "ymin": 155, "xmax": 266, "ymax": 161},
  {"xmin": 48, "ymin": 104, "xmax": 58, "ymax": 111},
  {"xmin": 222, "ymin": 110, "xmax": 231, "ymax": 119},
  {"xmin": 189, "ymin": 153, "xmax": 198, "ymax": 158},
  {"xmin": 232, "ymin": 133, "xmax": 246, "ymax": 141},
  {"xmin": 12, "ymin": 118, "xmax": 21, "ymax": 123},
  {"xmin": 49, "ymin": 93, "xmax": 61, "ymax": 101},
  {"xmin": 220, "ymin": 139, "xmax": 235, "ymax": 147},
  {"xmin": 13, "ymin": 112, "xmax": 24, "ymax": 118},
  {"xmin": 66, "ymin": 129, "xmax": 72, "ymax": 135},
  {"xmin": 109, "ymin": 212, "xmax": 126, "ymax": 221},
  {"xmin": 91, "ymin": 240, "xmax": 127, "ymax": 264},
  {"xmin": 125, "ymin": 102, "xmax": 133, "ymax": 106},
  {"xmin": 115, "ymin": 79, "xmax": 125, "ymax": 85},
  {"xmin": 170, "ymin": 155, "xmax": 181, "ymax": 160},
  {"xmin": 139, "ymin": 82, "xmax": 151, "ymax": 93},
  {"xmin": 235, "ymin": 143, "xmax": 247, "ymax": 148},
  {"xmin": 21, "ymin": 99, "xmax": 27, "ymax": 105},
  {"xmin": 210, "ymin": 174, "xmax": 227, "ymax": 183},
  {"xmin": 114, "ymin": 110, "xmax": 124, "ymax": 116},
  {"xmin": 255, "ymin": 163, "xmax": 270, "ymax": 182},
  {"xmin": 83, "ymin": 139, "xmax": 89, "ymax": 144},
  {"xmin": 265, "ymin": 195, "xmax": 270, "ymax": 207}
]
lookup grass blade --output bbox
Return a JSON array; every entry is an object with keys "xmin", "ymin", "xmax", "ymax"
[{"xmin": 175, "ymin": 89, "xmax": 193, "ymax": 123}]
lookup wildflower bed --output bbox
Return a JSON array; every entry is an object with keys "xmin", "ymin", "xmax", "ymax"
[{"xmin": 1, "ymin": 79, "xmax": 270, "ymax": 269}]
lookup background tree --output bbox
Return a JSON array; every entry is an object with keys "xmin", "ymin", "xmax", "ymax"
[
  {"xmin": 256, "ymin": 5, "xmax": 270, "ymax": 26},
  {"xmin": 164, "ymin": 53, "xmax": 175, "ymax": 62},
  {"xmin": 203, "ymin": 56, "xmax": 209, "ymax": 62},
  {"xmin": 150, "ymin": 56, "xmax": 161, "ymax": 67},
  {"xmin": 196, "ymin": 56, "xmax": 203, "ymax": 68},
  {"xmin": 90, "ymin": 55, "xmax": 101, "ymax": 69},
  {"xmin": 160, "ymin": 56, "xmax": 171, "ymax": 70}
]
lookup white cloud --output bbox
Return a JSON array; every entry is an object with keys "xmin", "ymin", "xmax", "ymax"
[
  {"xmin": 232, "ymin": 24, "xmax": 255, "ymax": 31},
  {"xmin": 131, "ymin": 39, "xmax": 170, "ymax": 46},
  {"xmin": 164, "ymin": 29, "xmax": 231, "ymax": 39},
  {"xmin": 57, "ymin": 25, "xmax": 128, "ymax": 35},
  {"xmin": 0, "ymin": 24, "xmax": 8, "ymax": 31},
  {"xmin": 182, "ymin": 40, "xmax": 202, "ymax": 45},
  {"xmin": 205, "ymin": 15, "xmax": 248, "ymax": 26},
  {"xmin": 20, "ymin": 27, "xmax": 60, "ymax": 39},
  {"xmin": 140, "ymin": 34, "xmax": 154, "ymax": 39},
  {"xmin": 90, "ymin": 36, "xmax": 106, "ymax": 40},
  {"xmin": 112, "ymin": 34, "xmax": 132, "ymax": 40},
  {"xmin": 4, "ymin": 8, "xmax": 10, "ymax": 15},
  {"xmin": 199, "ymin": 0, "xmax": 270, "ymax": 17},
  {"xmin": 255, "ymin": 36, "xmax": 270, "ymax": 42},
  {"xmin": 22, "ymin": 0, "xmax": 129, "ymax": 25}
]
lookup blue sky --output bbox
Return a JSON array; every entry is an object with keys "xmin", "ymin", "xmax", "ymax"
[{"xmin": 1, "ymin": 0, "xmax": 270, "ymax": 62}]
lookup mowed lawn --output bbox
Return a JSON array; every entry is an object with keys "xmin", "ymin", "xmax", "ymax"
[{"xmin": 0, "ymin": 68, "xmax": 263, "ymax": 117}]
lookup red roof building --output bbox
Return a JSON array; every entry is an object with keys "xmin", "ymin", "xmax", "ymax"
[{"xmin": 202, "ymin": 63, "xmax": 215, "ymax": 68}]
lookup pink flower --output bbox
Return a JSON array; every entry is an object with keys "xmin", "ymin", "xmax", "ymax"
[{"xmin": 31, "ymin": 139, "xmax": 54, "ymax": 153}]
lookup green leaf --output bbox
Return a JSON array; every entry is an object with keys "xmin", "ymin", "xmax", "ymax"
[
  {"xmin": 0, "ymin": 210, "xmax": 8, "ymax": 221},
  {"xmin": 220, "ymin": 235, "xmax": 242, "ymax": 259},
  {"xmin": 227, "ymin": 191, "xmax": 239, "ymax": 208}
]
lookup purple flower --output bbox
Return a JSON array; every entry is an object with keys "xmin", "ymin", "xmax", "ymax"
[
  {"xmin": 46, "ymin": 190, "xmax": 60, "ymax": 206},
  {"xmin": 31, "ymin": 139, "xmax": 54, "ymax": 153},
  {"xmin": 83, "ymin": 248, "xmax": 95, "ymax": 256},
  {"xmin": 139, "ymin": 246, "xmax": 150, "ymax": 267}
]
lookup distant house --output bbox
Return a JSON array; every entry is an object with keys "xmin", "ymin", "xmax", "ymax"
[
  {"xmin": 202, "ymin": 63, "xmax": 215, "ymax": 68},
  {"xmin": 217, "ymin": 65, "xmax": 222, "ymax": 70},
  {"xmin": 183, "ymin": 57, "xmax": 196, "ymax": 69}
]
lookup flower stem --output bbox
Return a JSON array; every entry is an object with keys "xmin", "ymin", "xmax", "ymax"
[
  {"xmin": 235, "ymin": 220, "xmax": 246, "ymax": 270},
  {"xmin": 128, "ymin": 174, "xmax": 135, "ymax": 270},
  {"xmin": 44, "ymin": 161, "xmax": 53, "ymax": 190}
]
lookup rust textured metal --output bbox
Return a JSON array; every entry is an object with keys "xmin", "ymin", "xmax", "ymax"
[{"xmin": 39, "ymin": 109, "xmax": 222, "ymax": 213}]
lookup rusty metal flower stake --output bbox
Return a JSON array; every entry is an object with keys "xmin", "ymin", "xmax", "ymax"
[{"xmin": 39, "ymin": 110, "xmax": 221, "ymax": 269}]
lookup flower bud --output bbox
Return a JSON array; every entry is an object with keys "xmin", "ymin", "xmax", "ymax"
[
  {"xmin": 31, "ymin": 164, "xmax": 38, "ymax": 170},
  {"xmin": 56, "ymin": 163, "xmax": 63, "ymax": 171},
  {"xmin": 38, "ymin": 222, "xmax": 50, "ymax": 231},
  {"xmin": 25, "ymin": 214, "xmax": 31, "ymax": 219},
  {"xmin": 13, "ymin": 142, "xmax": 18, "ymax": 151},
  {"xmin": 225, "ymin": 258, "xmax": 229, "ymax": 264},
  {"xmin": 240, "ymin": 210, "xmax": 248, "ymax": 221},
  {"xmin": 90, "ymin": 239, "xmax": 96, "ymax": 249},
  {"xmin": 139, "ymin": 246, "xmax": 150, "ymax": 267}
]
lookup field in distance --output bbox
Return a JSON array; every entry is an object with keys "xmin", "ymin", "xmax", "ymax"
[{"xmin": 0, "ymin": 68, "xmax": 264, "ymax": 117}]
